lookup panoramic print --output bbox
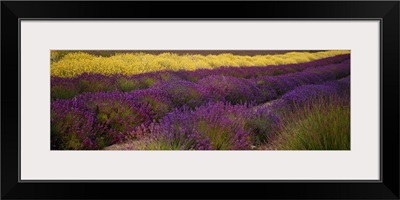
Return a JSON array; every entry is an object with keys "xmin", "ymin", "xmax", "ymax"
[{"xmin": 51, "ymin": 50, "xmax": 350, "ymax": 150}]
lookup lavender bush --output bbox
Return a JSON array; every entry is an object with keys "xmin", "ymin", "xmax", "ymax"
[
  {"xmin": 198, "ymin": 75, "xmax": 266, "ymax": 104},
  {"xmin": 256, "ymin": 60, "xmax": 349, "ymax": 96},
  {"xmin": 151, "ymin": 79, "xmax": 212, "ymax": 109},
  {"xmin": 245, "ymin": 107, "xmax": 281, "ymax": 146},
  {"xmin": 51, "ymin": 91, "xmax": 155, "ymax": 150},
  {"xmin": 51, "ymin": 99, "xmax": 104, "ymax": 150},
  {"xmin": 77, "ymin": 92, "xmax": 153, "ymax": 135},
  {"xmin": 146, "ymin": 102, "xmax": 253, "ymax": 150},
  {"xmin": 129, "ymin": 88, "xmax": 172, "ymax": 120}
]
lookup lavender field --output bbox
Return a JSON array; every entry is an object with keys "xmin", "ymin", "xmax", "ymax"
[{"xmin": 51, "ymin": 51, "xmax": 350, "ymax": 150}]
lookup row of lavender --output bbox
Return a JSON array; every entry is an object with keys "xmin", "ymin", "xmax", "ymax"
[
  {"xmin": 147, "ymin": 77, "xmax": 350, "ymax": 150},
  {"xmin": 51, "ymin": 57, "xmax": 350, "ymax": 150},
  {"xmin": 51, "ymin": 54, "xmax": 350, "ymax": 100}
]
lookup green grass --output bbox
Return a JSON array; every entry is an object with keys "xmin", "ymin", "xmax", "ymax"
[{"xmin": 272, "ymin": 96, "xmax": 350, "ymax": 150}]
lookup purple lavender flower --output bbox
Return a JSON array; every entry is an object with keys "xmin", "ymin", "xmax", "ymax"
[
  {"xmin": 76, "ymin": 91, "xmax": 153, "ymax": 135},
  {"xmin": 198, "ymin": 75, "xmax": 266, "ymax": 104},
  {"xmin": 282, "ymin": 84, "xmax": 338, "ymax": 104},
  {"xmin": 151, "ymin": 79, "xmax": 212, "ymax": 109},
  {"xmin": 129, "ymin": 88, "xmax": 172, "ymax": 120},
  {"xmin": 256, "ymin": 59, "xmax": 350, "ymax": 96},
  {"xmin": 51, "ymin": 98, "xmax": 99, "ymax": 150},
  {"xmin": 51, "ymin": 91, "xmax": 156, "ymax": 150},
  {"xmin": 245, "ymin": 106, "xmax": 281, "ymax": 145},
  {"xmin": 148, "ymin": 102, "xmax": 253, "ymax": 150},
  {"xmin": 51, "ymin": 76, "xmax": 79, "ymax": 100}
]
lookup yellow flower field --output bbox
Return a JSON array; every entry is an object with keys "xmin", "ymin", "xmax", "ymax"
[{"xmin": 51, "ymin": 50, "xmax": 350, "ymax": 78}]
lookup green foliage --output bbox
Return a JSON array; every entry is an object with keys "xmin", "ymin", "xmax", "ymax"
[
  {"xmin": 272, "ymin": 96, "xmax": 350, "ymax": 150},
  {"xmin": 116, "ymin": 78, "xmax": 143, "ymax": 92},
  {"xmin": 51, "ymin": 85, "xmax": 79, "ymax": 100}
]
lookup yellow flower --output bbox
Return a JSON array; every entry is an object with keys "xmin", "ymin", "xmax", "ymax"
[{"xmin": 50, "ymin": 50, "xmax": 350, "ymax": 78}]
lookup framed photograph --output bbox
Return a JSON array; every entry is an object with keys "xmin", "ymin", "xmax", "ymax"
[{"xmin": 2, "ymin": 1, "xmax": 399, "ymax": 199}]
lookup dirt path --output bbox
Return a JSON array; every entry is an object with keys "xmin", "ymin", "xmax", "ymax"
[
  {"xmin": 253, "ymin": 99, "xmax": 280, "ymax": 111},
  {"xmin": 103, "ymin": 139, "xmax": 148, "ymax": 150}
]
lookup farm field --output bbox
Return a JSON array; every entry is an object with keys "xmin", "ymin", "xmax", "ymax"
[{"xmin": 51, "ymin": 50, "xmax": 350, "ymax": 150}]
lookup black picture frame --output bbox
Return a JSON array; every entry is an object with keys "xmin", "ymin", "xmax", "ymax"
[{"xmin": 1, "ymin": 1, "xmax": 399, "ymax": 199}]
